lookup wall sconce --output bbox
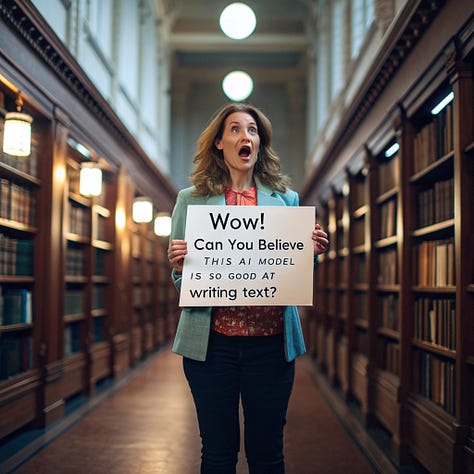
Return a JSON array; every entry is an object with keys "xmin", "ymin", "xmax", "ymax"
[
  {"xmin": 2, "ymin": 94, "xmax": 33, "ymax": 157},
  {"xmin": 154, "ymin": 213, "xmax": 172, "ymax": 237},
  {"xmin": 79, "ymin": 161, "xmax": 103, "ymax": 196},
  {"xmin": 133, "ymin": 197, "xmax": 153, "ymax": 223}
]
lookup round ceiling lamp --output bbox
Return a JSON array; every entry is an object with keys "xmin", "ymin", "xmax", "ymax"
[
  {"xmin": 222, "ymin": 71, "xmax": 254, "ymax": 102},
  {"xmin": 219, "ymin": 3, "xmax": 256, "ymax": 40}
]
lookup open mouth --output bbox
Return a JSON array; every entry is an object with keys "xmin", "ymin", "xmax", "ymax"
[{"xmin": 239, "ymin": 146, "xmax": 251, "ymax": 158}]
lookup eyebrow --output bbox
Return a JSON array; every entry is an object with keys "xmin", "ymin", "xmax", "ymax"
[{"xmin": 228, "ymin": 121, "xmax": 257, "ymax": 127}]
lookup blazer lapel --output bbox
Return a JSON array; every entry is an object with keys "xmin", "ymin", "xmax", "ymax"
[
  {"xmin": 204, "ymin": 179, "xmax": 285, "ymax": 206},
  {"xmin": 255, "ymin": 177, "xmax": 286, "ymax": 206}
]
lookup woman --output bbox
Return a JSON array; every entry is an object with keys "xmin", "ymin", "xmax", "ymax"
[{"xmin": 168, "ymin": 103, "xmax": 328, "ymax": 474}]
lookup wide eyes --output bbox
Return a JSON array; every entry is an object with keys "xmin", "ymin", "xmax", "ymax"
[{"xmin": 230, "ymin": 125, "xmax": 258, "ymax": 135}]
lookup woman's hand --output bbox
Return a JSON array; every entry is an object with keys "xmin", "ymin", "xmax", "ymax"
[
  {"xmin": 312, "ymin": 224, "xmax": 329, "ymax": 256},
  {"xmin": 168, "ymin": 239, "xmax": 188, "ymax": 272}
]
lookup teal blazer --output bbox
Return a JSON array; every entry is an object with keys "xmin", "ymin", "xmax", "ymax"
[{"xmin": 169, "ymin": 178, "xmax": 307, "ymax": 362}]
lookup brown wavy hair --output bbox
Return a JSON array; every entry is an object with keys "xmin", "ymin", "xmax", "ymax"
[{"xmin": 190, "ymin": 102, "xmax": 291, "ymax": 196}]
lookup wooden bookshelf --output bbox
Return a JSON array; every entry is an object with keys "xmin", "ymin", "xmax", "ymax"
[
  {"xmin": 128, "ymin": 201, "xmax": 176, "ymax": 365},
  {"xmin": 0, "ymin": 93, "xmax": 41, "ymax": 439},
  {"xmin": 347, "ymin": 162, "xmax": 370, "ymax": 411},
  {"xmin": 0, "ymin": 4, "xmax": 179, "ymax": 458},
  {"xmin": 0, "ymin": 85, "xmax": 176, "ymax": 444},
  {"xmin": 303, "ymin": 18, "xmax": 474, "ymax": 472},
  {"xmin": 63, "ymin": 143, "xmax": 118, "ymax": 398},
  {"xmin": 315, "ymin": 201, "xmax": 330, "ymax": 372}
]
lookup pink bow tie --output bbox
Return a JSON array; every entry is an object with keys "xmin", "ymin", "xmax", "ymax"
[{"xmin": 225, "ymin": 186, "xmax": 257, "ymax": 205}]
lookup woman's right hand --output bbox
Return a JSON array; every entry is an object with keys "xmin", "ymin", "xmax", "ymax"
[{"xmin": 168, "ymin": 239, "xmax": 188, "ymax": 272}]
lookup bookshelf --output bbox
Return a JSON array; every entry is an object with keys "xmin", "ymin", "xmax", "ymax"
[
  {"xmin": 129, "ymin": 221, "xmax": 159, "ymax": 363},
  {"xmin": 314, "ymin": 201, "xmax": 330, "ymax": 372},
  {"xmin": 334, "ymin": 187, "xmax": 350, "ymax": 393},
  {"xmin": 305, "ymin": 44, "xmax": 474, "ymax": 473},
  {"xmin": 128, "ymin": 203, "xmax": 176, "ymax": 365},
  {"xmin": 369, "ymin": 135, "xmax": 402, "ymax": 453},
  {"xmin": 0, "ymin": 4, "xmax": 178, "ymax": 456},
  {"xmin": 347, "ymin": 162, "xmax": 370, "ymax": 410},
  {"xmin": 63, "ymin": 142, "xmax": 117, "ymax": 397},
  {"xmin": 0, "ymin": 91, "xmax": 41, "ymax": 439}
]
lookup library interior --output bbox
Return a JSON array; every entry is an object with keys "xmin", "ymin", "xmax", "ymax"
[{"xmin": 0, "ymin": 1, "xmax": 473, "ymax": 473}]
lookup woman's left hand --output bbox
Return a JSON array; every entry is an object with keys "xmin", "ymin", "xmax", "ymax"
[{"xmin": 312, "ymin": 224, "xmax": 329, "ymax": 256}]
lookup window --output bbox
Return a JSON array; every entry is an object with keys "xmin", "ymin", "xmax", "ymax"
[
  {"xmin": 331, "ymin": 0, "xmax": 345, "ymax": 97},
  {"xmin": 351, "ymin": 0, "xmax": 375, "ymax": 59}
]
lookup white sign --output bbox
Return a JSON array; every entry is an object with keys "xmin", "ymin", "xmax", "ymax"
[{"xmin": 179, "ymin": 205, "xmax": 315, "ymax": 307}]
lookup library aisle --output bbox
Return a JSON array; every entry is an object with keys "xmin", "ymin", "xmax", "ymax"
[{"xmin": 7, "ymin": 347, "xmax": 376, "ymax": 474}]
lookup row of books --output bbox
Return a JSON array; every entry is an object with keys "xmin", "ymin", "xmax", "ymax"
[
  {"xmin": 93, "ymin": 315, "xmax": 105, "ymax": 343},
  {"xmin": 95, "ymin": 214, "xmax": 109, "ymax": 242},
  {"xmin": 377, "ymin": 153, "xmax": 399, "ymax": 196},
  {"xmin": 377, "ymin": 247, "xmax": 398, "ymax": 285},
  {"xmin": 413, "ymin": 350, "xmax": 455, "ymax": 415},
  {"xmin": 379, "ymin": 198, "xmax": 397, "ymax": 239},
  {"xmin": 0, "ymin": 334, "xmax": 33, "ymax": 380},
  {"xmin": 65, "ymin": 289, "xmax": 84, "ymax": 315},
  {"xmin": 66, "ymin": 245, "xmax": 85, "ymax": 276},
  {"xmin": 378, "ymin": 340, "xmax": 400, "ymax": 375},
  {"xmin": 413, "ymin": 103, "xmax": 453, "ymax": 174},
  {"xmin": 416, "ymin": 178, "xmax": 454, "ymax": 228},
  {"xmin": 378, "ymin": 294, "xmax": 398, "ymax": 330},
  {"xmin": 0, "ymin": 178, "xmax": 35, "ymax": 226},
  {"xmin": 66, "ymin": 247, "xmax": 110, "ymax": 277},
  {"xmin": 64, "ymin": 321, "xmax": 81, "ymax": 356},
  {"xmin": 413, "ymin": 238, "xmax": 455, "ymax": 287},
  {"xmin": 356, "ymin": 327, "xmax": 369, "ymax": 356},
  {"xmin": 353, "ymin": 254, "xmax": 367, "ymax": 283},
  {"xmin": 95, "ymin": 248, "xmax": 107, "ymax": 276},
  {"xmin": 414, "ymin": 297, "xmax": 456, "ymax": 350},
  {"xmin": 0, "ymin": 234, "xmax": 34, "ymax": 276},
  {"xmin": 355, "ymin": 292, "xmax": 367, "ymax": 320},
  {"xmin": 351, "ymin": 217, "xmax": 366, "ymax": 247},
  {"xmin": 92, "ymin": 284, "xmax": 106, "ymax": 310},
  {"xmin": 0, "ymin": 288, "xmax": 33, "ymax": 325},
  {"xmin": 69, "ymin": 203, "xmax": 91, "ymax": 236}
]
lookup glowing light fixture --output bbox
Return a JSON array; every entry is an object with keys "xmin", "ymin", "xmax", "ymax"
[
  {"xmin": 2, "ymin": 94, "xmax": 33, "ymax": 157},
  {"xmin": 385, "ymin": 143, "xmax": 400, "ymax": 158},
  {"xmin": 222, "ymin": 71, "xmax": 253, "ymax": 101},
  {"xmin": 219, "ymin": 2, "xmax": 256, "ymax": 40},
  {"xmin": 431, "ymin": 91, "xmax": 454, "ymax": 115},
  {"xmin": 80, "ymin": 162, "xmax": 102, "ymax": 196},
  {"xmin": 154, "ymin": 213, "xmax": 172, "ymax": 237},
  {"xmin": 133, "ymin": 197, "xmax": 153, "ymax": 223}
]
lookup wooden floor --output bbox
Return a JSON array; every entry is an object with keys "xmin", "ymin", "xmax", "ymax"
[{"xmin": 6, "ymin": 347, "xmax": 378, "ymax": 474}]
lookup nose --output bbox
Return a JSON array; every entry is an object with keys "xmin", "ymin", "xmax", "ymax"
[{"xmin": 241, "ymin": 130, "xmax": 252, "ymax": 140}]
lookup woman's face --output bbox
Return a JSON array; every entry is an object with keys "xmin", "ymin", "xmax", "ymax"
[{"xmin": 215, "ymin": 112, "xmax": 260, "ymax": 177}]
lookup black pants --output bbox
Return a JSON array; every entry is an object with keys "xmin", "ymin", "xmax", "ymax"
[{"xmin": 183, "ymin": 331, "xmax": 295, "ymax": 474}]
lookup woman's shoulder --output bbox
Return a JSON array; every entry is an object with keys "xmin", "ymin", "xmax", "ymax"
[
  {"xmin": 177, "ymin": 186, "xmax": 206, "ymax": 203},
  {"xmin": 275, "ymin": 187, "xmax": 299, "ymax": 205}
]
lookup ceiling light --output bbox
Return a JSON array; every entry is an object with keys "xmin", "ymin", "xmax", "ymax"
[
  {"xmin": 222, "ymin": 71, "xmax": 254, "ymax": 101},
  {"xmin": 3, "ymin": 94, "xmax": 33, "ymax": 157},
  {"xmin": 431, "ymin": 91, "xmax": 454, "ymax": 115},
  {"xmin": 384, "ymin": 143, "xmax": 399, "ymax": 158},
  {"xmin": 133, "ymin": 197, "xmax": 153, "ymax": 223},
  {"xmin": 219, "ymin": 3, "xmax": 256, "ymax": 40},
  {"xmin": 154, "ymin": 213, "xmax": 172, "ymax": 237},
  {"xmin": 79, "ymin": 162, "xmax": 103, "ymax": 197}
]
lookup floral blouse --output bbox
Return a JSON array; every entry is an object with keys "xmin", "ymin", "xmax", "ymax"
[{"xmin": 212, "ymin": 185, "xmax": 284, "ymax": 336}]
